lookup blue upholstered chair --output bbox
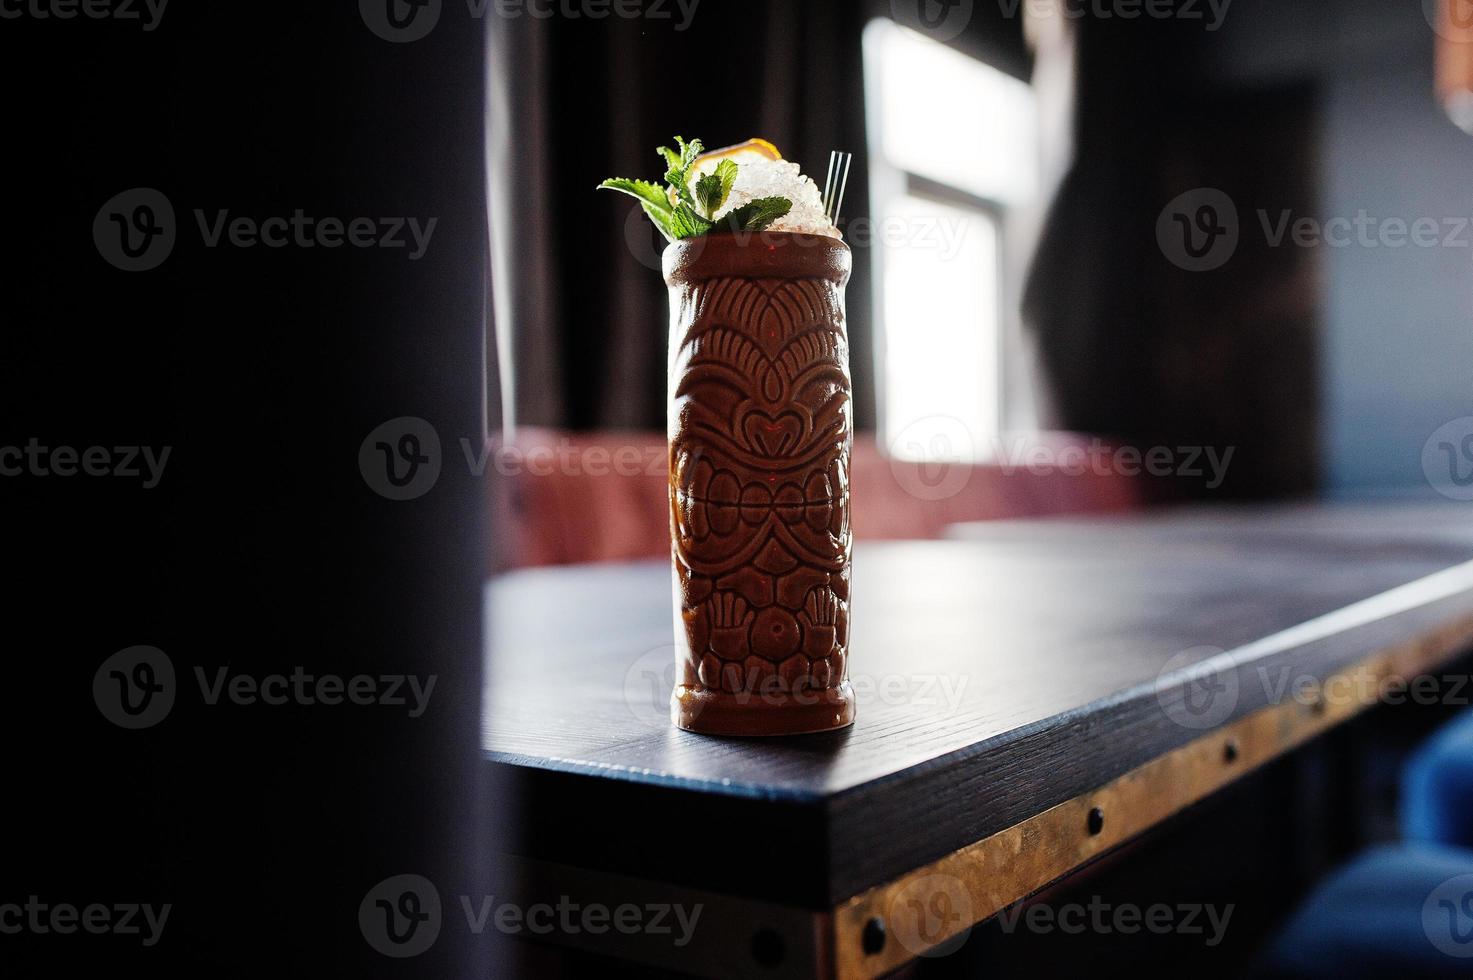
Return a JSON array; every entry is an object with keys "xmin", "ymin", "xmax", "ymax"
[
  {"xmin": 1258, "ymin": 843, "xmax": 1473, "ymax": 978},
  {"xmin": 1402, "ymin": 708, "xmax": 1473, "ymax": 850}
]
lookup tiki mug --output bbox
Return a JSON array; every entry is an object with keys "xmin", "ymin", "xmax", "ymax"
[{"xmin": 664, "ymin": 232, "xmax": 856, "ymax": 736}]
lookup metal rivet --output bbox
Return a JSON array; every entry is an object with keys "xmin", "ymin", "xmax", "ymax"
[
  {"xmin": 861, "ymin": 917, "xmax": 886, "ymax": 955},
  {"xmin": 1088, "ymin": 806, "xmax": 1105, "ymax": 836},
  {"xmin": 1224, "ymin": 739, "xmax": 1239, "ymax": 763}
]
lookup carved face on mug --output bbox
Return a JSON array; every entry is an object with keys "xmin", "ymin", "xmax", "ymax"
[
  {"xmin": 671, "ymin": 278, "xmax": 852, "ymax": 575},
  {"xmin": 669, "ymin": 276, "xmax": 853, "ymax": 694}
]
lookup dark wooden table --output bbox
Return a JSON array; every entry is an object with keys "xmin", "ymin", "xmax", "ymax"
[{"xmin": 483, "ymin": 503, "xmax": 1473, "ymax": 979}]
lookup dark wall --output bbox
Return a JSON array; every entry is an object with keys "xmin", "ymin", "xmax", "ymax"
[
  {"xmin": 3, "ymin": 6, "xmax": 496, "ymax": 975},
  {"xmin": 1025, "ymin": 13, "xmax": 1322, "ymax": 498}
]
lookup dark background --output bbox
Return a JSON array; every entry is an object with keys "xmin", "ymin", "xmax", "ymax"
[
  {"xmin": 2, "ymin": 4, "xmax": 498, "ymax": 975},
  {"xmin": 2, "ymin": 0, "xmax": 1469, "ymax": 975}
]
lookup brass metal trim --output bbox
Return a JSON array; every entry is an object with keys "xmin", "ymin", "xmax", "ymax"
[{"xmin": 830, "ymin": 612, "xmax": 1473, "ymax": 979}]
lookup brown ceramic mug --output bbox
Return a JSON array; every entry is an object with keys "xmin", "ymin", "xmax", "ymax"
[{"xmin": 664, "ymin": 231, "xmax": 856, "ymax": 736}]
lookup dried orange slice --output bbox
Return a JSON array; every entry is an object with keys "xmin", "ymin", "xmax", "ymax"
[
  {"xmin": 695, "ymin": 138, "xmax": 782, "ymax": 168},
  {"xmin": 676, "ymin": 139, "xmax": 784, "ymax": 205}
]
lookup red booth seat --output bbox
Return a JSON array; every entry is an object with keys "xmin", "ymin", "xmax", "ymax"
[{"xmin": 493, "ymin": 428, "xmax": 1148, "ymax": 568}]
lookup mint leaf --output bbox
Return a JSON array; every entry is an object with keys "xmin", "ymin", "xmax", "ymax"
[
  {"xmin": 642, "ymin": 203, "xmax": 680, "ymax": 243},
  {"xmin": 598, "ymin": 178, "xmax": 673, "ymax": 214},
  {"xmin": 713, "ymin": 159, "xmax": 738, "ymax": 209},
  {"xmin": 695, "ymin": 159, "xmax": 739, "ymax": 219},
  {"xmin": 661, "ymin": 136, "xmax": 704, "ymax": 209},
  {"xmin": 603, "ymin": 136, "xmax": 751, "ymax": 245},
  {"xmin": 694, "ymin": 173, "xmax": 723, "ymax": 218},
  {"xmin": 668, "ymin": 202, "xmax": 713, "ymax": 239},
  {"xmin": 675, "ymin": 136, "xmax": 702, "ymax": 169},
  {"xmin": 719, "ymin": 196, "xmax": 792, "ymax": 232}
]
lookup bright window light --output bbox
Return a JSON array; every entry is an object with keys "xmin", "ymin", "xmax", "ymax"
[
  {"xmin": 882, "ymin": 194, "xmax": 999, "ymax": 458},
  {"xmin": 863, "ymin": 19, "xmax": 1039, "ymax": 462}
]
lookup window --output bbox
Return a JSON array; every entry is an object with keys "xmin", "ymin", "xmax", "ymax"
[{"xmin": 862, "ymin": 19, "xmax": 1039, "ymax": 462}]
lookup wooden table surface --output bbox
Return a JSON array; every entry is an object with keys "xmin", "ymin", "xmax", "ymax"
[{"xmin": 483, "ymin": 502, "xmax": 1473, "ymax": 975}]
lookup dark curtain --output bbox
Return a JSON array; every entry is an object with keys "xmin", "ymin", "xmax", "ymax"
[{"xmin": 489, "ymin": 0, "xmax": 1029, "ymax": 432}]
